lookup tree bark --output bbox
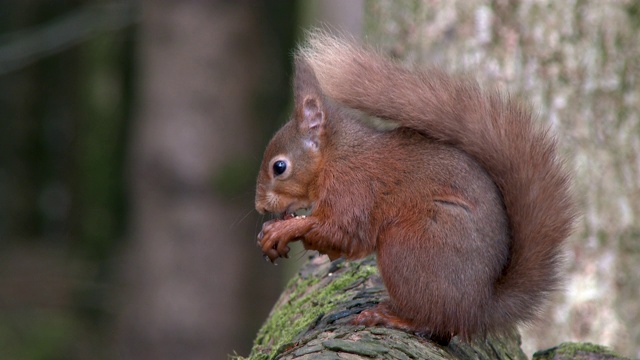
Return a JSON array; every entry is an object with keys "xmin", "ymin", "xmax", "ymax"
[
  {"xmin": 248, "ymin": 255, "xmax": 528, "ymax": 360},
  {"xmin": 246, "ymin": 256, "xmax": 630, "ymax": 359},
  {"xmin": 364, "ymin": 1, "xmax": 639, "ymax": 358}
]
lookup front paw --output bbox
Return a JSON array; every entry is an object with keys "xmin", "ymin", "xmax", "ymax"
[{"xmin": 257, "ymin": 220, "xmax": 291, "ymax": 262}]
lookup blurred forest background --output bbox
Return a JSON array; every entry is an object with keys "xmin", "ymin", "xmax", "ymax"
[
  {"xmin": 0, "ymin": 1, "xmax": 137, "ymax": 358},
  {"xmin": 0, "ymin": 1, "xmax": 363, "ymax": 359},
  {"xmin": 1, "ymin": 1, "xmax": 638, "ymax": 360}
]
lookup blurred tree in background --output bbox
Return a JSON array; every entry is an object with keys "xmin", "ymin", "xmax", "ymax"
[
  {"xmin": 0, "ymin": 1, "xmax": 134, "ymax": 358},
  {"xmin": 364, "ymin": 2, "xmax": 640, "ymax": 357},
  {"xmin": 115, "ymin": 1, "xmax": 299, "ymax": 358},
  {"xmin": 0, "ymin": 1, "xmax": 300, "ymax": 358}
]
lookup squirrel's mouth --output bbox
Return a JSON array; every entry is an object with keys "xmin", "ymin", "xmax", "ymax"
[{"xmin": 279, "ymin": 207, "xmax": 312, "ymax": 220}]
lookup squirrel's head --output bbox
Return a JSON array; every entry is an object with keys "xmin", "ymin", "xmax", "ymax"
[{"xmin": 255, "ymin": 57, "xmax": 328, "ymax": 218}]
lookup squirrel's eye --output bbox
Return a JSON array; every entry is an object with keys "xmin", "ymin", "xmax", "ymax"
[{"xmin": 273, "ymin": 160, "xmax": 287, "ymax": 176}]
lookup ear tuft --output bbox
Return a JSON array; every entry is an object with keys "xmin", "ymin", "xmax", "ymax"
[
  {"xmin": 300, "ymin": 96, "xmax": 325, "ymax": 150},
  {"xmin": 303, "ymin": 97, "xmax": 323, "ymax": 128}
]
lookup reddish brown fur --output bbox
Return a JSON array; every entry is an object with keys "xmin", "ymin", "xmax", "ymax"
[{"xmin": 255, "ymin": 33, "xmax": 577, "ymax": 342}]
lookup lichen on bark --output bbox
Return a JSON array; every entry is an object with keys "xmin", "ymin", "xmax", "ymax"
[{"xmin": 244, "ymin": 255, "xmax": 528, "ymax": 360}]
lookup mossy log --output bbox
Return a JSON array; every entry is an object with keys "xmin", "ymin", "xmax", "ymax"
[
  {"xmin": 245, "ymin": 255, "xmax": 528, "ymax": 359},
  {"xmin": 244, "ymin": 255, "xmax": 631, "ymax": 359},
  {"xmin": 532, "ymin": 342, "xmax": 631, "ymax": 360}
]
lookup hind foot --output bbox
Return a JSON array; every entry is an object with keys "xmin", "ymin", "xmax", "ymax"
[{"xmin": 351, "ymin": 302, "xmax": 452, "ymax": 346}]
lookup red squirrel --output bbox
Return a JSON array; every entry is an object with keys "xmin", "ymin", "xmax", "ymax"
[{"xmin": 255, "ymin": 32, "xmax": 577, "ymax": 344}]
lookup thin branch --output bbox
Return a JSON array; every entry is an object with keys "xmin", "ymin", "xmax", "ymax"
[{"xmin": 0, "ymin": 2, "xmax": 138, "ymax": 76}]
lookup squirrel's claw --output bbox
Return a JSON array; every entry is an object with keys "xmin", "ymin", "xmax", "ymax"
[{"xmin": 258, "ymin": 220, "xmax": 292, "ymax": 262}]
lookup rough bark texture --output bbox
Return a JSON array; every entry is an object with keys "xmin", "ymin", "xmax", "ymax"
[
  {"xmin": 533, "ymin": 342, "xmax": 631, "ymax": 360},
  {"xmin": 247, "ymin": 255, "xmax": 529, "ymax": 360},
  {"xmin": 364, "ymin": 1, "xmax": 640, "ymax": 358},
  {"xmin": 245, "ymin": 256, "xmax": 631, "ymax": 359}
]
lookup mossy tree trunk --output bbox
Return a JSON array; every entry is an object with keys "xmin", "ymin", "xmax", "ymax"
[
  {"xmin": 248, "ymin": 255, "xmax": 528, "ymax": 360},
  {"xmin": 247, "ymin": 256, "xmax": 629, "ymax": 359}
]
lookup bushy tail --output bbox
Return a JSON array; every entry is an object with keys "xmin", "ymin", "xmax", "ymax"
[{"xmin": 299, "ymin": 32, "xmax": 577, "ymax": 328}]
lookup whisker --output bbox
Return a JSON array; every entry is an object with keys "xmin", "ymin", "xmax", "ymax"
[{"xmin": 230, "ymin": 207, "xmax": 256, "ymax": 230}]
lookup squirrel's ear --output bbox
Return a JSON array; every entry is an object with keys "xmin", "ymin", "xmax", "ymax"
[
  {"xmin": 293, "ymin": 56, "xmax": 326, "ymax": 151},
  {"xmin": 299, "ymin": 95, "xmax": 325, "ymax": 151}
]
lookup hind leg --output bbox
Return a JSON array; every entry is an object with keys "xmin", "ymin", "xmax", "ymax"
[{"xmin": 352, "ymin": 205, "xmax": 504, "ymax": 344}]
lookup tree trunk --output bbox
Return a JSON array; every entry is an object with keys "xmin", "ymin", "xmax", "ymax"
[
  {"xmin": 116, "ymin": 1, "xmax": 287, "ymax": 358},
  {"xmin": 246, "ymin": 255, "xmax": 629, "ymax": 359},
  {"xmin": 364, "ymin": 1, "xmax": 639, "ymax": 358},
  {"xmin": 249, "ymin": 255, "xmax": 528, "ymax": 360}
]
